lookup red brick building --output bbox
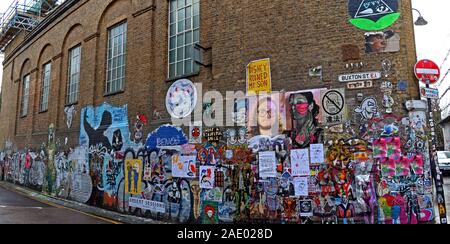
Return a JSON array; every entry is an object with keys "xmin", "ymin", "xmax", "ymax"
[{"xmin": 1, "ymin": 0, "xmax": 437, "ymax": 224}]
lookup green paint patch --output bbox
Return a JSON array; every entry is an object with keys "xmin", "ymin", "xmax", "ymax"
[{"xmin": 350, "ymin": 13, "xmax": 401, "ymax": 31}]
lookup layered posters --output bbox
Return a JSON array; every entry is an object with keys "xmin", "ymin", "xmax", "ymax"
[{"xmin": 125, "ymin": 159, "xmax": 143, "ymax": 195}]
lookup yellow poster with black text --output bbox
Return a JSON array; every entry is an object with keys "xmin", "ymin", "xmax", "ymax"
[
  {"xmin": 247, "ymin": 58, "xmax": 272, "ymax": 95},
  {"xmin": 125, "ymin": 159, "xmax": 143, "ymax": 195}
]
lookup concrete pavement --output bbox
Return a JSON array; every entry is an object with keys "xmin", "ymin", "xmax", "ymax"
[
  {"xmin": 0, "ymin": 181, "xmax": 166, "ymax": 224},
  {"xmin": 0, "ymin": 183, "xmax": 115, "ymax": 224}
]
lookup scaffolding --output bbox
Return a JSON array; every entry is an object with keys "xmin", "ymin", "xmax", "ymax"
[{"xmin": 0, "ymin": 0, "xmax": 65, "ymax": 51}]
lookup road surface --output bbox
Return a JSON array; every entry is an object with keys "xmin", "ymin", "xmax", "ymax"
[{"xmin": 0, "ymin": 184, "xmax": 115, "ymax": 224}]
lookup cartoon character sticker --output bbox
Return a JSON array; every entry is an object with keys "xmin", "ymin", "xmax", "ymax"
[{"xmin": 354, "ymin": 97, "xmax": 380, "ymax": 121}]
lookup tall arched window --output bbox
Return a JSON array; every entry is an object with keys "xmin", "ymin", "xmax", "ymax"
[{"xmin": 168, "ymin": 0, "xmax": 200, "ymax": 78}]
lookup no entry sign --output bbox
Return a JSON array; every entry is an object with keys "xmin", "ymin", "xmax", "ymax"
[{"xmin": 415, "ymin": 59, "xmax": 440, "ymax": 84}]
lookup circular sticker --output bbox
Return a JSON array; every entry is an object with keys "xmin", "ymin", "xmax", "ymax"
[
  {"xmin": 166, "ymin": 79, "xmax": 198, "ymax": 119},
  {"xmin": 348, "ymin": 0, "xmax": 400, "ymax": 31}
]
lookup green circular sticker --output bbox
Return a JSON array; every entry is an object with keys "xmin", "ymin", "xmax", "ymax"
[{"xmin": 348, "ymin": 0, "xmax": 400, "ymax": 31}]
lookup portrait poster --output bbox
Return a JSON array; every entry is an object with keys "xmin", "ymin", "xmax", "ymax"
[
  {"xmin": 247, "ymin": 92, "xmax": 287, "ymax": 137},
  {"xmin": 365, "ymin": 30, "xmax": 400, "ymax": 54}
]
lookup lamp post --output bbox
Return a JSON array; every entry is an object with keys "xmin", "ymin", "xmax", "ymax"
[{"xmin": 413, "ymin": 8, "xmax": 429, "ymax": 26}]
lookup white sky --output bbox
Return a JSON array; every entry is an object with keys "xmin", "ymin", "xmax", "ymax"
[{"xmin": 0, "ymin": 1, "xmax": 449, "ymax": 95}]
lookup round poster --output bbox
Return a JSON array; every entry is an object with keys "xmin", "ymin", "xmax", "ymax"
[
  {"xmin": 166, "ymin": 79, "xmax": 198, "ymax": 119},
  {"xmin": 348, "ymin": 0, "xmax": 400, "ymax": 31}
]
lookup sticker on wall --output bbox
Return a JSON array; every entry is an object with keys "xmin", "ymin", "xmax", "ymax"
[
  {"xmin": 321, "ymin": 89, "xmax": 347, "ymax": 125},
  {"xmin": 348, "ymin": 80, "xmax": 374, "ymax": 90},
  {"xmin": 365, "ymin": 30, "xmax": 400, "ymax": 54},
  {"xmin": 309, "ymin": 66, "xmax": 323, "ymax": 79},
  {"xmin": 199, "ymin": 166, "xmax": 215, "ymax": 189},
  {"xmin": 348, "ymin": 0, "xmax": 400, "ymax": 31},
  {"xmin": 204, "ymin": 128, "xmax": 223, "ymax": 146},
  {"xmin": 172, "ymin": 155, "xmax": 197, "ymax": 178},
  {"xmin": 166, "ymin": 79, "xmax": 198, "ymax": 119},
  {"xmin": 125, "ymin": 159, "xmax": 143, "ymax": 195},
  {"xmin": 299, "ymin": 199, "xmax": 314, "ymax": 217},
  {"xmin": 189, "ymin": 121, "xmax": 203, "ymax": 144},
  {"xmin": 246, "ymin": 58, "xmax": 272, "ymax": 95},
  {"xmin": 397, "ymin": 80, "xmax": 408, "ymax": 92}
]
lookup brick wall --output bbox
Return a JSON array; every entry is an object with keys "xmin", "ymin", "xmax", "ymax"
[{"xmin": 0, "ymin": 0, "xmax": 418, "ymax": 150}]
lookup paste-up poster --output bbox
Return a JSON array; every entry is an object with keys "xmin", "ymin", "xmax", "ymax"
[
  {"xmin": 310, "ymin": 144, "xmax": 325, "ymax": 164},
  {"xmin": 125, "ymin": 159, "xmax": 143, "ymax": 195},
  {"xmin": 373, "ymin": 138, "xmax": 387, "ymax": 159},
  {"xmin": 199, "ymin": 166, "xmax": 215, "ymax": 189},
  {"xmin": 386, "ymin": 137, "xmax": 401, "ymax": 159},
  {"xmin": 202, "ymin": 201, "xmax": 219, "ymax": 224},
  {"xmin": 410, "ymin": 155, "xmax": 424, "ymax": 175},
  {"xmin": 396, "ymin": 157, "xmax": 410, "ymax": 177},
  {"xmin": 381, "ymin": 158, "xmax": 395, "ymax": 178},
  {"xmin": 294, "ymin": 177, "xmax": 309, "ymax": 197},
  {"xmin": 259, "ymin": 151, "xmax": 277, "ymax": 178},
  {"xmin": 172, "ymin": 155, "xmax": 197, "ymax": 178},
  {"xmin": 290, "ymin": 149, "xmax": 310, "ymax": 177}
]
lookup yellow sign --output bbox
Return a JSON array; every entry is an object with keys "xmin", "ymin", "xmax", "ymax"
[
  {"xmin": 247, "ymin": 58, "xmax": 272, "ymax": 95},
  {"xmin": 125, "ymin": 159, "xmax": 143, "ymax": 195}
]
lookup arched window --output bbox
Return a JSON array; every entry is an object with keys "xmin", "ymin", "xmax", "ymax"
[
  {"xmin": 168, "ymin": 0, "xmax": 200, "ymax": 78},
  {"xmin": 40, "ymin": 62, "xmax": 52, "ymax": 112},
  {"xmin": 67, "ymin": 45, "xmax": 81, "ymax": 104},
  {"xmin": 21, "ymin": 74, "xmax": 30, "ymax": 117},
  {"xmin": 106, "ymin": 21, "xmax": 128, "ymax": 94}
]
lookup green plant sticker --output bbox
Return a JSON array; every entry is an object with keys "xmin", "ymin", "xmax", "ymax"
[{"xmin": 348, "ymin": 0, "xmax": 400, "ymax": 31}]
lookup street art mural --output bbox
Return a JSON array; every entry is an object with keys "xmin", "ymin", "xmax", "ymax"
[{"xmin": 0, "ymin": 91, "xmax": 436, "ymax": 225}]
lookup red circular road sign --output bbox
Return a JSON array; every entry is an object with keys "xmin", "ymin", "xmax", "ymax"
[{"xmin": 415, "ymin": 59, "xmax": 441, "ymax": 84}]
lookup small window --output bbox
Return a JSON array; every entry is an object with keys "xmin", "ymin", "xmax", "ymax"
[
  {"xmin": 40, "ymin": 62, "xmax": 51, "ymax": 112},
  {"xmin": 168, "ymin": 0, "xmax": 200, "ymax": 78},
  {"xmin": 67, "ymin": 45, "xmax": 81, "ymax": 104},
  {"xmin": 21, "ymin": 74, "xmax": 30, "ymax": 117},
  {"xmin": 106, "ymin": 21, "xmax": 127, "ymax": 94}
]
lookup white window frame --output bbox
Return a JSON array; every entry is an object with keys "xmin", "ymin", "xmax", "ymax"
[
  {"xmin": 21, "ymin": 74, "xmax": 30, "ymax": 117},
  {"xmin": 67, "ymin": 45, "xmax": 81, "ymax": 105},
  {"xmin": 40, "ymin": 62, "xmax": 51, "ymax": 112},
  {"xmin": 168, "ymin": 0, "xmax": 200, "ymax": 79},
  {"xmin": 106, "ymin": 21, "xmax": 127, "ymax": 94}
]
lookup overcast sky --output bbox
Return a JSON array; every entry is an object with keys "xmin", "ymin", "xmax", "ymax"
[{"xmin": 1, "ymin": 1, "xmax": 449, "ymax": 94}]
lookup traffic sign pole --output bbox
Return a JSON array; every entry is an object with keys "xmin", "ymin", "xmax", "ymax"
[
  {"xmin": 416, "ymin": 59, "xmax": 448, "ymax": 224},
  {"xmin": 425, "ymin": 81, "xmax": 448, "ymax": 225}
]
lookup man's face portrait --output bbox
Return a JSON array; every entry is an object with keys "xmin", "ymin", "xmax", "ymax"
[{"xmin": 257, "ymin": 99, "xmax": 277, "ymax": 131}]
